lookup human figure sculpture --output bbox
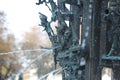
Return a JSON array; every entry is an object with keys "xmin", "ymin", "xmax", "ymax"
[
  {"xmin": 37, "ymin": 0, "xmax": 85, "ymax": 80},
  {"xmin": 39, "ymin": 12, "xmax": 54, "ymax": 37},
  {"xmin": 49, "ymin": 0, "xmax": 58, "ymax": 22},
  {"xmin": 104, "ymin": 1, "xmax": 120, "ymax": 56},
  {"xmin": 56, "ymin": 11, "xmax": 70, "ymax": 51},
  {"xmin": 62, "ymin": 29, "xmax": 72, "ymax": 50}
]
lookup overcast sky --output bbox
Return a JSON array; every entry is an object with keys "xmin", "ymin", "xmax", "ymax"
[{"xmin": 0, "ymin": 0, "xmax": 51, "ymax": 40}]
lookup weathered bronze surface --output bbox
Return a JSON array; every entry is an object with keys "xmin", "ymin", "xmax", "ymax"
[{"xmin": 36, "ymin": 0, "xmax": 120, "ymax": 80}]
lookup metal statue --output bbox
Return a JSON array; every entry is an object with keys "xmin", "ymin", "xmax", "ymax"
[
  {"xmin": 36, "ymin": 0, "xmax": 120, "ymax": 80},
  {"xmin": 39, "ymin": 12, "xmax": 54, "ymax": 37},
  {"xmin": 104, "ymin": 1, "xmax": 120, "ymax": 56}
]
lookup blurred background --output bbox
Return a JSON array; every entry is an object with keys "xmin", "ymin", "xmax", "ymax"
[{"xmin": 0, "ymin": 0, "xmax": 60, "ymax": 80}]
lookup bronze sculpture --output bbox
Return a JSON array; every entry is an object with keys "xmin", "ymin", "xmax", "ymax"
[
  {"xmin": 36, "ymin": 0, "xmax": 120, "ymax": 80},
  {"xmin": 104, "ymin": 1, "xmax": 120, "ymax": 56}
]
